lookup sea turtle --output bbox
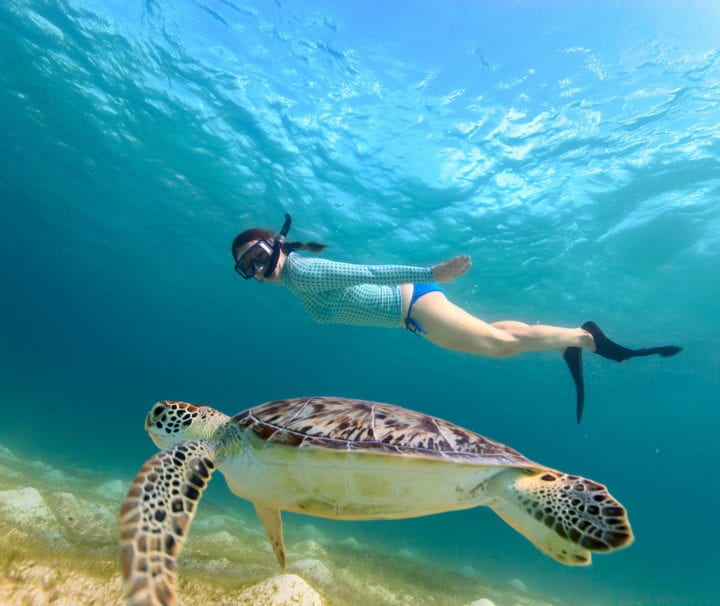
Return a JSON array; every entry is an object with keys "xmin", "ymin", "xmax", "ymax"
[{"xmin": 120, "ymin": 397, "xmax": 634, "ymax": 605}]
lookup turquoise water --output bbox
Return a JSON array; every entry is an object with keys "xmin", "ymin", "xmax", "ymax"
[{"xmin": 1, "ymin": 0, "xmax": 719, "ymax": 604}]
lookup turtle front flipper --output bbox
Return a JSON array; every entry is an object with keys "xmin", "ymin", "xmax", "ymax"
[
  {"xmin": 487, "ymin": 468, "xmax": 634, "ymax": 566},
  {"xmin": 253, "ymin": 503, "xmax": 287, "ymax": 569},
  {"xmin": 119, "ymin": 440, "xmax": 216, "ymax": 606}
]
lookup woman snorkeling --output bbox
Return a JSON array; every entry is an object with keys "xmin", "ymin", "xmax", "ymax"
[{"xmin": 232, "ymin": 214, "xmax": 681, "ymax": 423}]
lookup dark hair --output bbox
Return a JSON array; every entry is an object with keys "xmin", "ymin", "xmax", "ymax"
[{"xmin": 231, "ymin": 227, "xmax": 327, "ymax": 260}]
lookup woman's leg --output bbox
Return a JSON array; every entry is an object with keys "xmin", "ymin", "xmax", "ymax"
[
  {"xmin": 408, "ymin": 292, "xmax": 593, "ymax": 358},
  {"xmin": 406, "ymin": 290, "xmax": 681, "ymax": 423}
]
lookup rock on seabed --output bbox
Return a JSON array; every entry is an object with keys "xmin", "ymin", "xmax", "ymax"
[
  {"xmin": 235, "ymin": 574, "xmax": 323, "ymax": 606},
  {"xmin": 0, "ymin": 486, "xmax": 68, "ymax": 547}
]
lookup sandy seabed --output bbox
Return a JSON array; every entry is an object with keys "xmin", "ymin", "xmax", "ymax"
[{"xmin": 0, "ymin": 442, "xmax": 562, "ymax": 606}]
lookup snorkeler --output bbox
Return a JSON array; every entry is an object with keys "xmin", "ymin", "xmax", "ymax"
[{"xmin": 231, "ymin": 214, "xmax": 682, "ymax": 423}]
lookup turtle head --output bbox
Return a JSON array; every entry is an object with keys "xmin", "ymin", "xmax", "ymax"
[{"xmin": 145, "ymin": 401, "xmax": 230, "ymax": 449}]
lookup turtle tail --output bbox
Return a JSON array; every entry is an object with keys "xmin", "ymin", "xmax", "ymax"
[
  {"xmin": 119, "ymin": 440, "xmax": 217, "ymax": 606},
  {"xmin": 486, "ymin": 467, "xmax": 634, "ymax": 566}
]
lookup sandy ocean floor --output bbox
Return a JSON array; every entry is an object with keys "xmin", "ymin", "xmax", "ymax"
[{"xmin": 0, "ymin": 441, "xmax": 563, "ymax": 606}]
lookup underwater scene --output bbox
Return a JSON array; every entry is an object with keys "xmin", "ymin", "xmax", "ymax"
[{"xmin": 1, "ymin": 0, "xmax": 719, "ymax": 604}]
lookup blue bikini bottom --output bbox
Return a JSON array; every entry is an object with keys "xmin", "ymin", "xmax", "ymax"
[{"xmin": 404, "ymin": 282, "xmax": 445, "ymax": 335}]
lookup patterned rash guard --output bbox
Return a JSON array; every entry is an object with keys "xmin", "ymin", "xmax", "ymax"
[{"xmin": 279, "ymin": 253, "xmax": 435, "ymax": 327}]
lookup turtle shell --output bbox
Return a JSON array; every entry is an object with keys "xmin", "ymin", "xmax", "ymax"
[{"xmin": 231, "ymin": 396, "xmax": 533, "ymax": 466}]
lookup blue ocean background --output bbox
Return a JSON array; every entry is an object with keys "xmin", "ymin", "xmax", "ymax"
[{"xmin": 1, "ymin": 0, "xmax": 719, "ymax": 604}]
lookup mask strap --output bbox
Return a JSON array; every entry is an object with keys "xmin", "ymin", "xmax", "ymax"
[{"xmin": 262, "ymin": 213, "xmax": 292, "ymax": 278}]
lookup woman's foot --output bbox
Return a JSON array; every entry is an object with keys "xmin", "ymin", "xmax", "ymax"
[{"xmin": 582, "ymin": 321, "xmax": 682, "ymax": 362}]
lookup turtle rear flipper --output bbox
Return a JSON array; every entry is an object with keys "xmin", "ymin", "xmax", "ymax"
[
  {"xmin": 487, "ymin": 468, "xmax": 634, "ymax": 566},
  {"xmin": 120, "ymin": 440, "xmax": 217, "ymax": 606},
  {"xmin": 254, "ymin": 503, "xmax": 287, "ymax": 568}
]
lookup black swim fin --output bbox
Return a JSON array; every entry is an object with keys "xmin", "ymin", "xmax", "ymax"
[
  {"xmin": 563, "ymin": 346, "xmax": 585, "ymax": 424},
  {"xmin": 582, "ymin": 321, "xmax": 682, "ymax": 363}
]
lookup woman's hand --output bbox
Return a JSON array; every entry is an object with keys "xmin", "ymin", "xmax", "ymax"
[{"xmin": 432, "ymin": 255, "xmax": 472, "ymax": 282}]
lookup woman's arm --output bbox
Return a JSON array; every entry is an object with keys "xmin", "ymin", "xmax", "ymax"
[{"xmin": 286, "ymin": 255, "xmax": 470, "ymax": 292}]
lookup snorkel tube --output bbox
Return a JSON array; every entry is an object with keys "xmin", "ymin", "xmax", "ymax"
[{"xmin": 262, "ymin": 213, "xmax": 292, "ymax": 278}]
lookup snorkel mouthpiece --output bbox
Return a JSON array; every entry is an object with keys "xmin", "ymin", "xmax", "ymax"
[{"xmin": 262, "ymin": 213, "xmax": 292, "ymax": 278}]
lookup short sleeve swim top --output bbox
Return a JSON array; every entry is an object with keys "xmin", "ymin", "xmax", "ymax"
[{"xmin": 279, "ymin": 254, "xmax": 435, "ymax": 327}]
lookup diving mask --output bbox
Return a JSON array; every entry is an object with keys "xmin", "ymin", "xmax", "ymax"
[
  {"xmin": 234, "ymin": 239, "xmax": 275, "ymax": 279},
  {"xmin": 234, "ymin": 213, "xmax": 292, "ymax": 280}
]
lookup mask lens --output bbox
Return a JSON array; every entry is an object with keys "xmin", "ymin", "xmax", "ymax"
[{"xmin": 235, "ymin": 240, "xmax": 273, "ymax": 279}]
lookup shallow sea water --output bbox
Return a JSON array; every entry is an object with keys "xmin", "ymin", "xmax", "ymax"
[{"xmin": 1, "ymin": 1, "xmax": 720, "ymax": 604}]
